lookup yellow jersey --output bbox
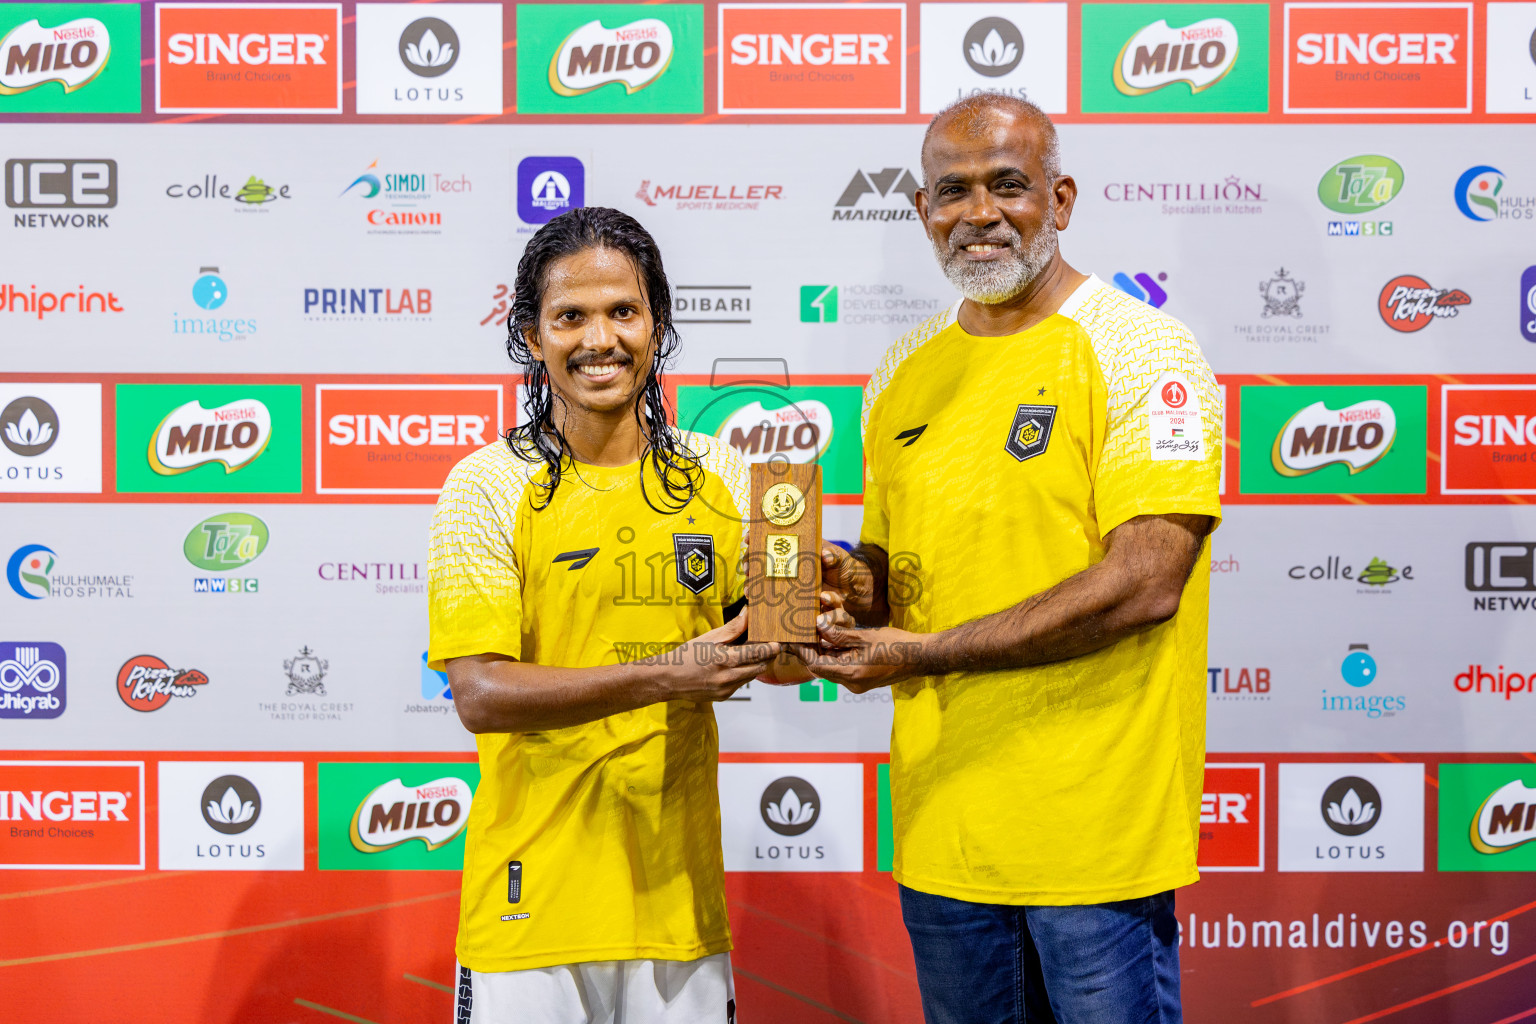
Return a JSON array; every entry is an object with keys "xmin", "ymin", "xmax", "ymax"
[
  {"xmin": 861, "ymin": 275, "xmax": 1223, "ymax": 905},
  {"xmin": 427, "ymin": 432, "xmax": 749, "ymax": 972}
]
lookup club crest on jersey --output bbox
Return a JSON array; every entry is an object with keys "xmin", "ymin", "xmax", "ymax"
[
  {"xmin": 673, "ymin": 533, "xmax": 715, "ymax": 594},
  {"xmin": 1005, "ymin": 404, "xmax": 1057, "ymax": 462}
]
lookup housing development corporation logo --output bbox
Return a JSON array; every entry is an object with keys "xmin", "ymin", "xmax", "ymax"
[
  {"xmin": 0, "ymin": 4, "xmax": 140, "ymax": 113},
  {"xmin": 1377, "ymin": 275, "xmax": 1470, "ymax": 332},
  {"xmin": 1284, "ymin": 3, "xmax": 1473, "ymax": 114},
  {"xmin": 1240, "ymin": 385, "xmax": 1426, "ymax": 495},
  {"xmin": 1081, "ymin": 4, "xmax": 1269, "ymax": 113},
  {"xmin": 5, "ymin": 158, "xmax": 116, "ymax": 229},
  {"xmin": 1439, "ymin": 765, "xmax": 1536, "ymax": 871},
  {"xmin": 1441, "ymin": 386, "xmax": 1536, "ymax": 494},
  {"xmin": 156, "ymin": 3, "xmax": 343, "ymax": 114},
  {"xmin": 517, "ymin": 4, "xmax": 702, "ymax": 114},
  {"xmin": 917, "ymin": 3, "xmax": 1068, "ymax": 114},
  {"xmin": 0, "ymin": 642, "xmax": 66, "ymax": 719},
  {"xmin": 117, "ymin": 653, "xmax": 208, "ymax": 712},
  {"xmin": 719, "ymin": 4, "xmax": 906, "ymax": 114}
]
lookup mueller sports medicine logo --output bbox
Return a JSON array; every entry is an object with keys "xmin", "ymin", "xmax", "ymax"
[
  {"xmin": 156, "ymin": 3, "xmax": 343, "ymax": 114},
  {"xmin": 1271, "ymin": 399, "xmax": 1396, "ymax": 476},
  {"xmin": 317, "ymin": 384, "xmax": 500, "ymax": 494},
  {"xmin": 833, "ymin": 167, "xmax": 920, "ymax": 221},
  {"xmin": 551, "ymin": 17, "xmax": 674, "ymax": 96},
  {"xmin": 720, "ymin": 4, "xmax": 905, "ymax": 114},
  {"xmin": 6, "ymin": 159, "xmax": 115, "ymax": 229},
  {"xmin": 117, "ymin": 654, "xmax": 208, "ymax": 712},
  {"xmin": 637, "ymin": 181, "xmax": 783, "ymax": 212},
  {"xmin": 1284, "ymin": 3, "xmax": 1472, "ymax": 113},
  {"xmin": 1378, "ymin": 275, "xmax": 1469, "ymax": 331},
  {"xmin": 149, "ymin": 399, "xmax": 271, "ymax": 475},
  {"xmin": 1442, "ymin": 386, "xmax": 1536, "ymax": 494},
  {"xmin": 1114, "ymin": 16, "xmax": 1238, "ymax": 94},
  {"xmin": 0, "ymin": 642, "xmax": 65, "ymax": 719},
  {"xmin": 349, "ymin": 776, "xmax": 472, "ymax": 853},
  {"xmin": 0, "ymin": 14, "xmax": 110, "ymax": 95}
]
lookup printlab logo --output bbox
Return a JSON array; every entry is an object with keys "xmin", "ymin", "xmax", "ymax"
[
  {"xmin": 517, "ymin": 156, "xmax": 584, "ymax": 226},
  {"xmin": 5, "ymin": 158, "xmax": 116, "ymax": 228},
  {"xmin": 0, "ymin": 642, "xmax": 66, "ymax": 719},
  {"xmin": 964, "ymin": 17, "xmax": 1023, "ymax": 76},
  {"xmin": 201, "ymin": 774, "xmax": 260, "ymax": 834},
  {"xmin": 832, "ymin": 167, "xmax": 920, "ymax": 221},
  {"xmin": 1259, "ymin": 268, "xmax": 1303, "ymax": 318},
  {"xmin": 1, "ymin": 396, "xmax": 58, "ymax": 456},
  {"xmin": 1454, "ymin": 165, "xmax": 1534, "ymax": 223},
  {"xmin": 1112, "ymin": 271, "xmax": 1168, "ymax": 308},
  {"xmin": 0, "ymin": 4, "xmax": 140, "ymax": 112},
  {"xmin": 1321, "ymin": 776, "xmax": 1380, "ymax": 837},
  {"xmin": 1207, "ymin": 665, "xmax": 1270, "ymax": 700},
  {"xmin": 1377, "ymin": 275, "xmax": 1470, "ymax": 332},
  {"xmin": 117, "ymin": 653, "xmax": 208, "ymax": 712},
  {"xmin": 284, "ymin": 646, "xmax": 328, "ymax": 696},
  {"xmin": 760, "ymin": 776, "xmax": 820, "ymax": 836}
]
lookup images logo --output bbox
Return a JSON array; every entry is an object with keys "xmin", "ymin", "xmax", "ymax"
[
  {"xmin": 517, "ymin": 4, "xmax": 703, "ymax": 114},
  {"xmin": 0, "ymin": 4, "xmax": 140, "ymax": 112},
  {"xmin": 1341, "ymin": 643, "xmax": 1377, "ymax": 687},
  {"xmin": 1198, "ymin": 763, "xmax": 1264, "ymax": 870},
  {"xmin": 831, "ymin": 167, "xmax": 920, "ymax": 222},
  {"xmin": 317, "ymin": 384, "xmax": 501, "ymax": 494},
  {"xmin": 156, "ymin": 3, "xmax": 342, "ymax": 113},
  {"xmin": 184, "ymin": 513, "xmax": 269, "ymax": 571},
  {"xmin": 1378, "ymin": 275, "xmax": 1470, "ymax": 332},
  {"xmin": 0, "ymin": 642, "xmax": 65, "ymax": 719},
  {"xmin": 1321, "ymin": 643, "xmax": 1405, "ymax": 719},
  {"xmin": 800, "ymin": 285, "xmax": 838, "ymax": 322},
  {"xmin": 174, "ymin": 266, "xmax": 257, "ymax": 343},
  {"xmin": 115, "ymin": 384, "xmax": 301, "ymax": 495},
  {"xmin": 117, "ymin": 653, "xmax": 208, "ymax": 712},
  {"xmin": 517, "ymin": 156, "xmax": 584, "ymax": 226},
  {"xmin": 1080, "ymin": 4, "xmax": 1269, "ymax": 113},
  {"xmin": 148, "ymin": 399, "xmax": 271, "ymax": 475},
  {"xmin": 1284, "ymin": 3, "xmax": 1472, "ymax": 114},
  {"xmin": 917, "ymin": 3, "xmax": 1068, "ymax": 114},
  {"xmin": 1440, "ymin": 765, "xmax": 1536, "ymax": 871},
  {"xmin": 1112, "ymin": 271, "xmax": 1168, "ymax": 308},
  {"xmin": 6, "ymin": 544, "xmax": 54, "ymax": 598},
  {"xmin": 719, "ymin": 3, "xmax": 906, "ymax": 114},
  {"xmin": 5, "ymin": 158, "xmax": 116, "ymax": 228},
  {"xmin": 677, "ymin": 383, "xmax": 864, "ymax": 495},
  {"xmin": 1443, "ymin": 386, "xmax": 1536, "ymax": 494},
  {"xmin": 1241, "ymin": 385, "xmax": 1426, "ymax": 495},
  {"xmin": 0, "ymin": 761, "xmax": 142, "ymax": 868}
]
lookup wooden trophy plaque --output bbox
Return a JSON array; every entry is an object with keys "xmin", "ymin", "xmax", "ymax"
[{"xmin": 747, "ymin": 462, "xmax": 822, "ymax": 643}]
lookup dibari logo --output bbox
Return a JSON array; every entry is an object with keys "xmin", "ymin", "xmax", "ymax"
[
  {"xmin": 1284, "ymin": 3, "xmax": 1472, "ymax": 114},
  {"xmin": 0, "ymin": 5, "xmax": 139, "ymax": 112},
  {"xmin": 350, "ymin": 776, "xmax": 472, "ymax": 853},
  {"xmin": 5, "ymin": 158, "xmax": 115, "ymax": 228},
  {"xmin": 156, "ymin": 3, "xmax": 342, "ymax": 114},
  {"xmin": 1442, "ymin": 386, "xmax": 1536, "ymax": 495},
  {"xmin": 1114, "ymin": 16, "xmax": 1238, "ymax": 95},
  {"xmin": 672, "ymin": 284, "xmax": 753, "ymax": 323},
  {"xmin": 1271, "ymin": 399, "xmax": 1395, "ymax": 476},
  {"xmin": 1377, "ymin": 275, "xmax": 1469, "ymax": 332},
  {"xmin": 201, "ymin": 774, "xmax": 259, "ymax": 834},
  {"xmin": 117, "ymin": 653, "xmax": 208, "ymax": 712},
  {"xmin": 184, "ymin": 512, "xmax": 268, "ymax": 572},
  {"xmin": 0, "ymin": 641, "xmax": 65, "ymax": 719},
  {"xmin": 719, "ymin": 3, "xmax": 905, "ymax": 115},
  {"xmin": 832, "ymin": 167, "xmax": 919, "ymax": 221},
  {"xmin": 149, "ymin": 399, "xmax": 271, "ymax": 475},
  {"xmin": 760, "ymin": 776, "xmax": 820, "ymax": 836}
]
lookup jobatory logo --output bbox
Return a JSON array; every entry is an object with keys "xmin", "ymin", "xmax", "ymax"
[
  {"xmin": 719, "ymin": 3, "xmax": 906, "ymax": 114},
  {"xmin": 115, "ymin": 384, "xmax": 301, "ymax": 495},
  {"xmin": 1240, "ymin": 385, "xmax": 1427, "ymax": 495},
  {"xmin": 1317, "ymin": 154, "xmax": 1402, "ymax": 237},
  {"xmin": 354, "ymin": 4, "xmax": 503, "ymax": 114},
  {"xmin": 0, "ymin": 4, "xmax": 140, "ymax": 112},
  {"xmin": 1278, "ymin": 763, "xmax": 1424, "ymax": 872},
  {"xmin": 1377, "ymin": 274, "xmax": 1470, "ymax": 331},
  {"xmin": 517, "ymin": 156, "xmax": 584, "ymax": 226},
  {"xmin": 6, "ymin": 158, "xmax": 115, "ymax": 229},
  {"xmin": 0, "ymin": 642, "xmax": 65, "ymax": 720},
  {"xmin": 0, "ymin": 384, "xmax": 102, "ymax": 493},
  {"xmin": 318, "ymin": 762, "xmax": 479, "ymax": 869},
  {"xmin": 420, "ymin": 652, "xmax": 452, "ymax": 700},
  {"xmin": 518, "ymin": 4, "xmax": 703, "ymax": 114},
  {"xmin": 918, "ymin": 4, "xmax": 1068, "ymax": 114},
  {"xmin": 316, "ymin": 384, "xmax": 501, "ymax": 494},
  {"xmin": 7, "ymin": 543, "xmax": 133, "ymax": 601},
  {"xmin": 832, "ymin": 167, "xmax": 920, "ymax": 222},
  {"xmin": 156, "ymin": 3, "xmax": 343, "ymax": 114},
  {"xmin": 1441, "ymin": 385, "xmax": 1536, "ymax": 494},
  {"xmin": 1453, "ymin": 165, "xmax": 1534, "ymax": 223},
  {"xmin": 164, "ymin": 173, "xmax": 293, "ymax": 210},
  {"xmin": 1283, "ymin": 2, "xmax": 1473, "ymax": 114},
  {"xmin": 0, "ymin": 760, "xmax": 143, "ymax": 869},
  {"xmin": 1198, "ymin": 763, "xmax": 1264, "ymax": 870},
  {"xmin": 1081, "ymin": 4, "xmax": 1269, "ymax": 113},
  {"xmin": 1466, "ymin": 542, "xmax": 1536, "ymax": 611},
  {"xmin": 1439, "ymin": 765, "xmax": 1536, "ymax": 871},
  {"xmin": 303, "ymin": 286, "xmax": 433, "ymax": 321},
  {"xmin": 718, "ymin": 762, "xmax": 863, "ymax": 871},
  {"xmin": 117, "ymin": 653, "xmax": 208, "ymax": 713}
]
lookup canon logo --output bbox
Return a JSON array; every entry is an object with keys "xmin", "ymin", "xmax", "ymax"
[
  {"xmin": 166, "ymin": 32, "xmax": 326, "ymax": 66},
  {"xmin": 729, "ymin": 33, "xmax": 890, "ymax": 66},
  {"xmin": 327, "ymin": 414, "xmax": 488, "ymax": 447},
  {"xmin": 0, "ymin": 789, "xmax": 130, "ymax": 821},
  {"xmin": 1294, "ymin": 33, "xmax": 1456, "ymax": 66}
]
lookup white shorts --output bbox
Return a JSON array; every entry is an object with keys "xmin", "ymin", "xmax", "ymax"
[{"xmin": 454, "ymin": 952, "xmax": 736, "ymax": 1024}]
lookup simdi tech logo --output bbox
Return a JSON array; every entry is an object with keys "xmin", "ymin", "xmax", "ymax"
[
  {"xmin": 719, "ymin": 3, "xmax": 906, "ymax": 114},
  {"xmin": 0, "ymin": 4, "xmax": 141, "ymax": 113},
  {"xmin": 316, "ymin": 383, "xmax": 502, "ymax": 495},
  {"xmin": 516, "ymin": 4, "xmax": 704, "ymax": 114},
  {"xmin": 0, "ymin": 760, "xmax": 144, "ymax": 869},
  {"xmin": 114, "ymin": 383, "xmax": 301, "ymax": 495},
  {"xmin": 1439, "ymin": 763, "xmax": 1536, "ymax": 871},
  {"xmin": 1283, "ymin": 2, "xmax": 1473, "ymax": 114},
  {"xmin": 1079, "ymin": 3, "xmax": 1270, "ymax": 113},
  {"xmin": 1239, "ymin": 384, "xmax": 1427, "ymax": 495},
  {"xmin": 156, "ymin": 3, "xmax": 343, "ymax": 114},
  {"xmin": 317, "ymin": 761, "xmax": 479, "ymax": 870},
  {"xmin": 1441, "ymin": 385, "xmax": 1536, "ymax": 494}
]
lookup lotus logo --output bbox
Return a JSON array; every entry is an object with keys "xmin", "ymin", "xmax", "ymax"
[
  {"xmin": 349, "ymin": 776, "xmax": 473, "ymax": 853},
  {"xmin": 0, "ymin": 17, "xmax": 111, "ymax": 95},
  {"xmin": 550, "ymin": 18, "xmax": 674, "ymax": 97},
  {"xmin": 1471, "ymin": 779, "xmax": 1536, "ymax": 854},
  {"xmin": 1, "ymin": 396, "xmax": 59, "ymax": 456},
  {"xmin": 400, "ymin": 17, "xmax": 459, "ymax": 77},
  {"xmin": 1114, "ymin": 18, "xmax": 1238, "ymax": 96},
  {"xmin": 201, "ymin": 774, "xmax": 261, "ymax": 835},
  {"xmin": 1454, "ymin": 165, "xmax": 1504, "ymax": 222},
  {"xmin": 1271, "ymin": 400, "xmax": 1396, "ymax": 477},
  {"xmin": 1321, "ymin": 776, "xmax": 1380, "ymax": 837},
  {"xmin": 963, "ymin": 18, "xmax": 1023, "ymax": 77},
  {"xmin": 760, "ymin": 776, "xmax": 820, "ymax": 836}
]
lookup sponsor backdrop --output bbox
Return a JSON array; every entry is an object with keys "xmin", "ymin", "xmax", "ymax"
[{"xmin": 3, "ymin": 1, "xmax": 1535, "ymax": 1022}]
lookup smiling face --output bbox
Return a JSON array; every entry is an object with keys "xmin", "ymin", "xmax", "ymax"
[
  {"xmin": 526, "ymin": 246, "xmax": 657, "ymax": 420},
  {"xmin": 917, "ymin": 107, "xmax": 1074, "ymax": 305}
]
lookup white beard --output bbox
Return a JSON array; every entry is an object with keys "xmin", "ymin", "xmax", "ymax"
[{"xmin": 932, "ymin": 215, "xmax": 1058, "ymax": 305}]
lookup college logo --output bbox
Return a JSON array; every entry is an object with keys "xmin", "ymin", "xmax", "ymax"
[
  {"xmin": 0, "ymin": 642, "xmax": 65, "ymax": 719},
  {"xmin": 1288, "ymin": 554, "xmax": 1413, "ymax": 590},
  {"xmin": 1259, "ymin": 268, "xmax": 1304, "ymax": 318},
  {"xmin": 1081, "ymin": 4, "xmax": 1269, "ymax": 113},
  {"xmin": 719, "ymin": 762, "xmax": 862, "ymax": 871},
  {"xmin": 158, "ymin": 761, "xmax": 303, "ymax": 870},
  {"xmin": 1442, "ymin": 386, "xmax": 1536, "ymax": 494},
  {"xmin": 185, "ymin": 513, "xmax": 269, "ymax": 572},
  {"xmin": 0, "ymin": 4, "xmax": 140, "ymax": 112},
  {"xmin": 0, "ymin": 384, "xmax": 102, "ymax": 493},
  {"xmin": 1440, "ymin": 765, "xmax": 1536, "ymax": 871},
  {"xmin": 117, "ymin": 653, "xmax": 208, "ymax": 712},
  {"xmin": 1377, "ymin": 275, "xmax": 1469, "ymax": 331},
  {"xmin": 283, "ymin": 646, "xmax": 328, "ymax": 696},
  {"xmin": 1278, "ymin": 763, "xmax": 1423, "ymax": 872},
  {"xmin": 1284, "ymin": 2, "xmax": 1472, "ymax": 114},
  {"xmin": 518, "ymin": 4, "xmax": 703, "ymax": 114},
  {"xmin": 1241, "ymin": 385, "xmax": 1426, "ymax": 495},
  {"xmin": 165, "ymin": 173, "xmax": 292, "ymax": 208},
  {"xmin": 5, "ymin": 158, "xmax": 115, "ymax": 229},
  {"xmin": 832, "ymin": 167, "xmax": 920, "ymax": 222},
  {"xmin": 317, "ymin": 384, "xmax": 500, "ymax": 494},
  {"xmin": 354, "ymin": 4, "xmax": 503, "ymax": 114},
  {"xmin": 918, "ymin": 4, "xmax": 1068, "ymax": 114},
  {"xmin": 148, "ymin": 398, "xmax": 271, "ymax": 476},
  {"xmin": 0, "ymin": 760, "xmax": 143, "ymax": 869},
  {"xmin": 1198, "ymin": 763, "xmax": 1264, "ymax": 870},
  {"xmin": 156, "ymin": 3, "xmax": 342, "ymax": 114},
  {"xmin": 672, "ymin": 533, "xmax": 716, "ymax": 594},
  {"xmin": 1004, "ymin": 404, "xmax": 1056, "ymax": 462},
  {"xmin": 719, "ymin": 4, "xmax": 906, "ymax": 114},
  {"xmin": 517, "ymin": 156, "xmax": 584, "ymax": 226}
]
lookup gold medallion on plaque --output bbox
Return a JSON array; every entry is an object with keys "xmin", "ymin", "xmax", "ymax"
[{"xmin": 761, "ymin": 483, "xmax": 805, "ymax": 526}]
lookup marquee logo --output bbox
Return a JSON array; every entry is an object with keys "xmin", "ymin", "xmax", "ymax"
[
  {"xmin": 1283, "ymin": 2, "xmax": 1472, "ymax": 113},
  {"xmin": 116, "ymin": 653, "xmax": 208, "ymax": 713},
  {"xmin": 0, "ymin": 760, "xmax": 143, "ymax": 868},
  {"xmin": 1271, "ymin": 399, "xmax": 1396, "ymax": 476},
  {"xmin": 156, "ymin": 3, "xmax": 342, "ymax": 114},
  {"xmin": 1081, "ymin": 4, "xmax": 1268, "ymax": 113},
  {"xmin": 317, "ymin": 384, "xmax": 500, "ymax": 494},
  {"xmin": 0, "ymin": 5, "xmax": 138, "ymax": 112},
  {"xmin": 1377, "ymin": 275, "xmax": 1470, "ymax": 332},
  {"xmin": 719, "ymin": 3, "xmax": 906, "ymax": 114},
  {"xmin": 148, "ymin": 399, "xmax": 272, "ymax": 476},
  {"xmin": 0, "ymin": 642, "xmax": 65, "ymax": 719},
  {"xmin": 349, "ymin": 776, "xmax": 472, "ymax": 853},
  {"xmin": 1442, "ymin": 386, "xmax": 1536, "ymax": 494},
  {"xmin": 518, "ymin": 4, "xmax": 703, "ymax": 114},
  {"xmin": 831, "ymin": 167, "xmax": 920, "ymax": 222},
  {"xmin": 552, "ymin": 17, "xmax": 674, "ymax": 96},
  {"xmin": 1113, "ymin": 17, "xmax": 1239, "ymax": 94}
]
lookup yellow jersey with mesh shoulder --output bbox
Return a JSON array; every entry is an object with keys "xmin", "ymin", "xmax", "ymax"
[
  {"xmin": 427, "ymin": 431, "xmax": 749, "ymax": 972},
  {"xmin": 861, "ymin": 275, "xmax": 1223, "ymax": 905}
]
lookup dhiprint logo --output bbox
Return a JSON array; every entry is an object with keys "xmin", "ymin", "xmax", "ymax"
[
  {"xmin": 761, "ymin": 776, "xmax": 820, "ymax": 836},
  {"xmin": 200, "ymin": 774, "xmax": 260, "ymax": 835},
  {"xmin": 0, "ymin": 5, "xmax": 140, "ymax": 113},
  {"xmin": 0, "ymin": 642, "xmax": 66, "ymax": 719},
  {"xmin": 400, "ymin": 17, "xmax": 457, "ymax": 76},
  {"xmin": 1321, "ymin": 776, "xmax": 1381, "ymax": 837},
  {"xmin": 1, "ymin": 396, "xmax": 57, "ymax": 457},
  {"xmin": 117, "ymin": 653, "xmax": 208, "ymax": 712},
  {"xmin": 517, "ymin": 156, "xmax": 585, "ymax": 226},
  {"xmin": 1377, "ymin": 275, "xmax": 1470, "ymax": 332},
  {"xmin": 964, "ymin": 17, "xmax": 1023, "ymax": 76}
]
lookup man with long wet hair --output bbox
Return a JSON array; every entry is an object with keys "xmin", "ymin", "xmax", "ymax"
[{"xmin": 428, "ymin": 206, "xmax": 798, "ymax": 1023}]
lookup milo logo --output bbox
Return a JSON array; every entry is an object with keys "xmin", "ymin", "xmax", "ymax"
[
  {"xmin": 718, "ymin": 399, "xmax": 833, "ymax": 463},
  {"xmin": 348, "ymin": 776, "xmax": 472, "ymax": 853}
]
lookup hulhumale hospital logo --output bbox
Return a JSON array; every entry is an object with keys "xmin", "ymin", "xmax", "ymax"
[{"xmin": 1454, "ymin": 165, "xmax": 1535, "ymax": 223}]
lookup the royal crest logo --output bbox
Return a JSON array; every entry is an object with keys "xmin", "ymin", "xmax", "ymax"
[
  {"xmin": 549, "ymin": 18, "xmax": 673, "ymax": 96},
  {"xmin": 148, "ymin": 399, "xmax": 272, "ymax": 476},
  {"xmin": 1114, "ymin": 17, "xmax": 1238, "ymax": 95},
  {"xmin": 673, "ymin": 533, "xmax": 715, "ymax": 594},
  {"xmin": 1377, "ymin": 275, "xmax": 1471, "ymax": 333},
  {"xmin": 1259, "ymin": 268, "xmax": 1304, "ymax": 318},
  {"xmin": 1271, "ymin": 400, "xmax": 1397, "ymax": 476},
  {"xmin": 0, "ymin": 16, "xmax": 110, "ymax": 95},
  {"xmin": 349, "ymin": 776, "xmax": 472, "ymax": 853},
  {"xmin": 1005, "ymin": 403, "xmax": 1056, "ymax": 462},
  {"xmin": 283, "ymin": 646, "xmax": 328, "ymax": 696}
]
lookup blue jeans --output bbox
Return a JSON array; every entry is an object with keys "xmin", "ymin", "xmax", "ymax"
[{"xmin": 899, "ymin": 886, "xmax": 1182, "ymax": 1024}]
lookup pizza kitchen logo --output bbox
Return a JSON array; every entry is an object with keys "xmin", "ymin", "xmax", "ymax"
[
  {"xmin": 349, "ymin": 776, "xmax": 472, "ymax": 853},
  {"xmin": 148, "ymin": 399, "xmax": 271, "ymax": 476},
  {"xmin": 1114, "ymin": 16, "xmax": 1238, "ymax": 95},
  {"xmin": 1270, "ymin": 399, "xmax": 1396, "ymax": 476},
  {"xmin": 117, "ymin": 653, "xmax": 208, "ymax": 712},
  {"xmin": 1377, "ymin": 275, "xmax": 1470, "ymax": 332}
]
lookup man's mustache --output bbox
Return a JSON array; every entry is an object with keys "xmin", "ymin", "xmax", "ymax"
[
  {"xmin": 943, "ymin": 228, "xmax": 1022, "ymax": 252},
  {"xmin": 566, "ymin": 351, "xmax": 635, "ymax": 372}
]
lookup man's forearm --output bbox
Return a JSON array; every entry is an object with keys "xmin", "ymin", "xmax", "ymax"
[{"xmin": 447, "ymin": 655, "xmax": 669, "ymax": 733}]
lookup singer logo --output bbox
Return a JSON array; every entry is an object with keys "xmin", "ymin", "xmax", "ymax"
[
  {"xmin": 316, "ymin": 384, "xmax": 502, "ymax": 495},
  {"xmin": 1199, "ymin": 763, "xmax": 1264, "ymax": 870},
  {"xmin": 156, "ymin": 3, "xmax": 342, "ymax": 113},
  {"xmin": 1442, "ymin": 386, "xmax": 1536, "ymax": 494},
  {"xmin": 0, "ymin": 760, "xmax": 143, "ymax": 868},
  {"xmin": 719, "ymin": 4, "xmax": 906, "ymax": 114},
  {"xmin": 1284, "ymin": 3, "xmax": 1472, "ymax": 113}
]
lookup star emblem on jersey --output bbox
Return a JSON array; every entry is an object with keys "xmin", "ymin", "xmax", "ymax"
[
  {"xmin": 673, "ymin": 533, "xmax": 716, "ymax": 594},
  {"xmin": 1005, "ymin": 404, "xmax": 1057, "ymax": 462}
]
